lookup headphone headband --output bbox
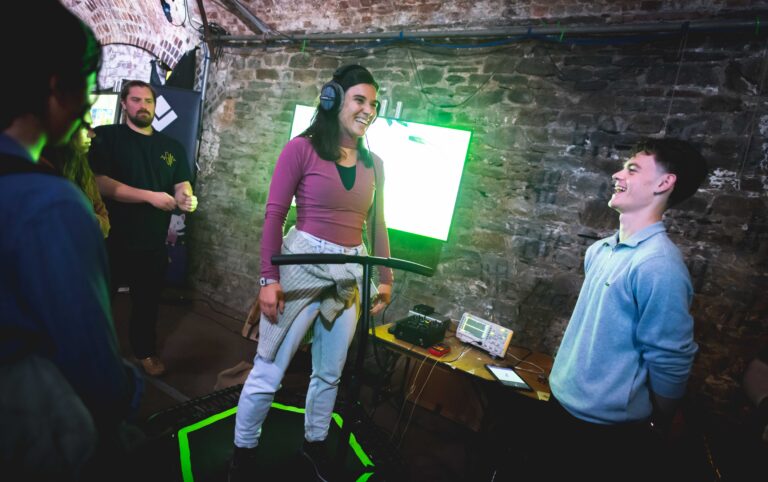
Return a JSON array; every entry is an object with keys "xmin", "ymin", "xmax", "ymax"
[{"xmin": 319, "ymin": 64, "xmax": 378, "ymax": 114}]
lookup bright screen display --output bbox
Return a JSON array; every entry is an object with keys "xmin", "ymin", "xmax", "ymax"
[
  {"xmin": 90, "ymin": 93, "xmax": 120, "ymax": 127},
  {"xmin": 289, "ymin": 105, "xmax": 471, "ymax": 241}
]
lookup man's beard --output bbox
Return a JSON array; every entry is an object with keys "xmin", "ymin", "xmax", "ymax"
[{"xmin": 128, "ymin": 111, "xmax": 153, "ymax": 128}]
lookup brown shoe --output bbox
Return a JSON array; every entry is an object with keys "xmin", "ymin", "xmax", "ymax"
[{"xmin": 139, "ymin": 356, "xmax": 166, "ymax": 376}]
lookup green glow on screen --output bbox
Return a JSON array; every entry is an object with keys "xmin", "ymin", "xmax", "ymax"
[{"xmin": 290, "ymin": 105, "xmax": 472, "ymax": 241}]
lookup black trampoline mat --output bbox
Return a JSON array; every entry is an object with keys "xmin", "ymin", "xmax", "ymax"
[{"xmin": 178, "ymin": 402, "xmax": 375, "ymax": 482}]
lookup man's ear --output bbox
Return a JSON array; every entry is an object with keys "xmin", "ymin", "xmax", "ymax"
[
  {"xmin": 48, "ymin": 74, "xmax": 80, "ymax": 112},
  {"xmin": 653, "ymin": 172, "xmax": 676, "ymax": 196},
  {"xmin": 46, "ymin": 74, "xmax": 71, "ymax": 127},
  {"xmin": 49, "ymin": 75, "xmax": 67, "ymax": 103}
]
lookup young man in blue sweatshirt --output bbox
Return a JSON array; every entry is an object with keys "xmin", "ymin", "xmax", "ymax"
[{"xmin": 546, "ymin": 138, "xmax": 707, "ymax": 480}]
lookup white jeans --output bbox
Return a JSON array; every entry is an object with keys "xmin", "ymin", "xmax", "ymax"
[{"xmin": 234, "ymin": 230, "xmax": 362, "ymax": 448}]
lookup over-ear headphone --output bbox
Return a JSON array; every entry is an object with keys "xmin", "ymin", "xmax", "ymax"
[{"xmin": 319, "ymin": 64, "xmax": 377, "ymax": 114}]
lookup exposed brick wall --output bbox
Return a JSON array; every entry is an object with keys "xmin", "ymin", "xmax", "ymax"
[
  {"xmin": 61, "ymin": 0, "xmax": 768, "ymax": 438},
  {"xmin": 193, "ymin": 29, "xmax": 768, "ymax": 422},
  {"xmin": 96, "ymin": 44, "xmax": 154, "ymax": 90},
  {"xmin": 64, "ymin": 0, "xmax": 202, "ymax": 87},
  {"xmin": 203, "ymin": 0, "xmax": 768, "ymax": 35}
]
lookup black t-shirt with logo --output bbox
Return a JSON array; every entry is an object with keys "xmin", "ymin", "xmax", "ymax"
[{"xmin": 89, "ymin": 124, "xmax": 191, "ymax": 250}]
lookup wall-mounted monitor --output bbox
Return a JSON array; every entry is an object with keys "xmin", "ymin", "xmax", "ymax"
[{"xmin": 289, "ymin": 104, "xmax": 472, "ymax": 243}]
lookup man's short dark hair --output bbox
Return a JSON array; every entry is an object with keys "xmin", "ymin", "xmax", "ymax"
[
  {"xmin": 1, "ymin": 1, "xmax": 101, "ymax": 129},
  {"xmin": 120, "ymin": 80, "xmax": 157, "ymax": 103},
  {"xmin": 633, "ymin": 138, "xmax": 708, "ymax": 208}
]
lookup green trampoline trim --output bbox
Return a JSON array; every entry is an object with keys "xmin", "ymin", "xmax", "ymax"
[{"xmin": 177, "ymin": 402, "xmax": 374, "ymax": 482}]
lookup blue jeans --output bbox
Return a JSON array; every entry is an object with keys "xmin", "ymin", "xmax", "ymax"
[{"xmin": 234, "ymin": 230, "xmax": 362, "ymax": 448}]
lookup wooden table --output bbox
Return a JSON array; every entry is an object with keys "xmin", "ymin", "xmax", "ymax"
[
  {"xmin": 369, "ymin": 321, "xmax": 555, "ymax": 478},
  {"xmin": 371, "ymin": 322, "xmax": 553, "ymax": 402}
]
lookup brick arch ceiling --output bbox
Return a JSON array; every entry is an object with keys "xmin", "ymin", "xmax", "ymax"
[
  {"xmin": 61, "ymin": 0, "xmax": 766, "ymax": 64},
  {"xmin": 63, "ymin": 0, "xmax": 202, "ymax": 68}
]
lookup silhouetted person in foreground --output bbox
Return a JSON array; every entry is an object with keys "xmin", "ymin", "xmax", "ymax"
[{"xmin": 0, "ymin": 2, "xmax": 142, "ymax": 480}]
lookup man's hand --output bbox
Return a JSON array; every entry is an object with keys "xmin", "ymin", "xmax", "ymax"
[
  {"xmin": 258, "ymin": 283, "xmax": 285, "ymax": 324},
  {"xmin": 148, "ymin": 191, "xmax": 177, "ymax": 211},
  {"xmin": 176, "ymin": 186, "xmax": 198, "ymax": 213},
  {"xmin": 650, "ymin": 392, "xmax": 682, "ymax": 441},
  {"xmin": 370, "ymin": 283, "xmax": 392, "ymax": 315}
]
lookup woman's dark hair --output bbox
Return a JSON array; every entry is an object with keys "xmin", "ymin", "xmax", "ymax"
[
  {"xmin": 1, "ymin": 1, "xmax": 102, "ymax": 129},
  {"xmin": 301, "ymin": 65, "xmax": 379, "ymax": 168}
]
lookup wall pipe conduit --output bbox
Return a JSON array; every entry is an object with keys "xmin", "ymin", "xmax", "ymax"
[{"xmin": 213, "ymin": 18, "xmax": 759, "ymax": 44}]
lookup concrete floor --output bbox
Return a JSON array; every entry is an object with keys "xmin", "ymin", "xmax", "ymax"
[
  {"xmin": 112, "ymin": 288, "xmax": 475, "ymax": 482},
  {"xmin": 113, "ymin": 290, "xmax": 256, "ymax": 421},
  {"xmin": 113, "ymin": 287, "xmax": 765, "ymax": 482}
]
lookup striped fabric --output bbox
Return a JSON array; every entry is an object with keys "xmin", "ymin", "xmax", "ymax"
[{"xmin": 257, "ymin": 228, "xmax": 364, "ymax": 361}]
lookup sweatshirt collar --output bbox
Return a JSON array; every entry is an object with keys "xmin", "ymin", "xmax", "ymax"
[{"xmin": 604, "ymin": 221, "xmax": 666, "ymax": 249}]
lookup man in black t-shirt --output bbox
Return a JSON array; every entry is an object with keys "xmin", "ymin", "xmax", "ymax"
[{"xmin": 90, "ymin": 80, "xmax": 198, "ymax": 376}]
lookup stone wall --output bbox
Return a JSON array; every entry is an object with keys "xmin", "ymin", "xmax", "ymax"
[
  {"xmin": 63, "ymin": 0, "xmax": 768, "ymax": 421},
  {"xmin": 193, "ymin": 30, "xmax": 768, "ymax": 416}
]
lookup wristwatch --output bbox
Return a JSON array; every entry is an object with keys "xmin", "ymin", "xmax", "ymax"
[{"xmin": 259, "ymin": 277, "xmax": 277, "ymax": 287}]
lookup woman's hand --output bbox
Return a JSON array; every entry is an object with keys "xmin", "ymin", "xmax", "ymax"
[
  {"xmin": 259, "ymin": 283, "xmax": 285, "ymax": 323},
  {"xmin": 370, "ymin": 283, "xmax": 392, "ymax": 315}
]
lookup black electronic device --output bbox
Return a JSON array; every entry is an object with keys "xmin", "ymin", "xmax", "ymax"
[
  {"xmin": 485, "ymin": 364, "xmax": 533, "ymax": 391},
  {"xmin": 411, "ymin": 304, "xmax": 435, "ymax": 316},
  {"xmin": 388, "ymin": 305, "xmax": 449, "ymax": 348}
]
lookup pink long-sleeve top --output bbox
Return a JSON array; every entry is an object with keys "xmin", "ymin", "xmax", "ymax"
[{"xmin": 260, "ymin": 136, "xmax": 393, "ymax": 284}]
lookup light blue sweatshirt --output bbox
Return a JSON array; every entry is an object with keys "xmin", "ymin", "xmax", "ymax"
[{"xmin": 549, "ymin": 222, "xmax": 698, "ymax": 424}]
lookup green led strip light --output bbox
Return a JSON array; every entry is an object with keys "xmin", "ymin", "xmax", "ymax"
[{"xmin": 177, "ymin": 402, "xmax": 374, "ymax": 482}]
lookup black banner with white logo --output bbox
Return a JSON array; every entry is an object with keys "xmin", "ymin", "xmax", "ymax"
[
  {"xmin": 151, "ymin": 85, "xmax": 201, "ymax": 181},
  {"xmin": 149, "ymin": 84, "xmax": 201, "ymax": 287}
]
